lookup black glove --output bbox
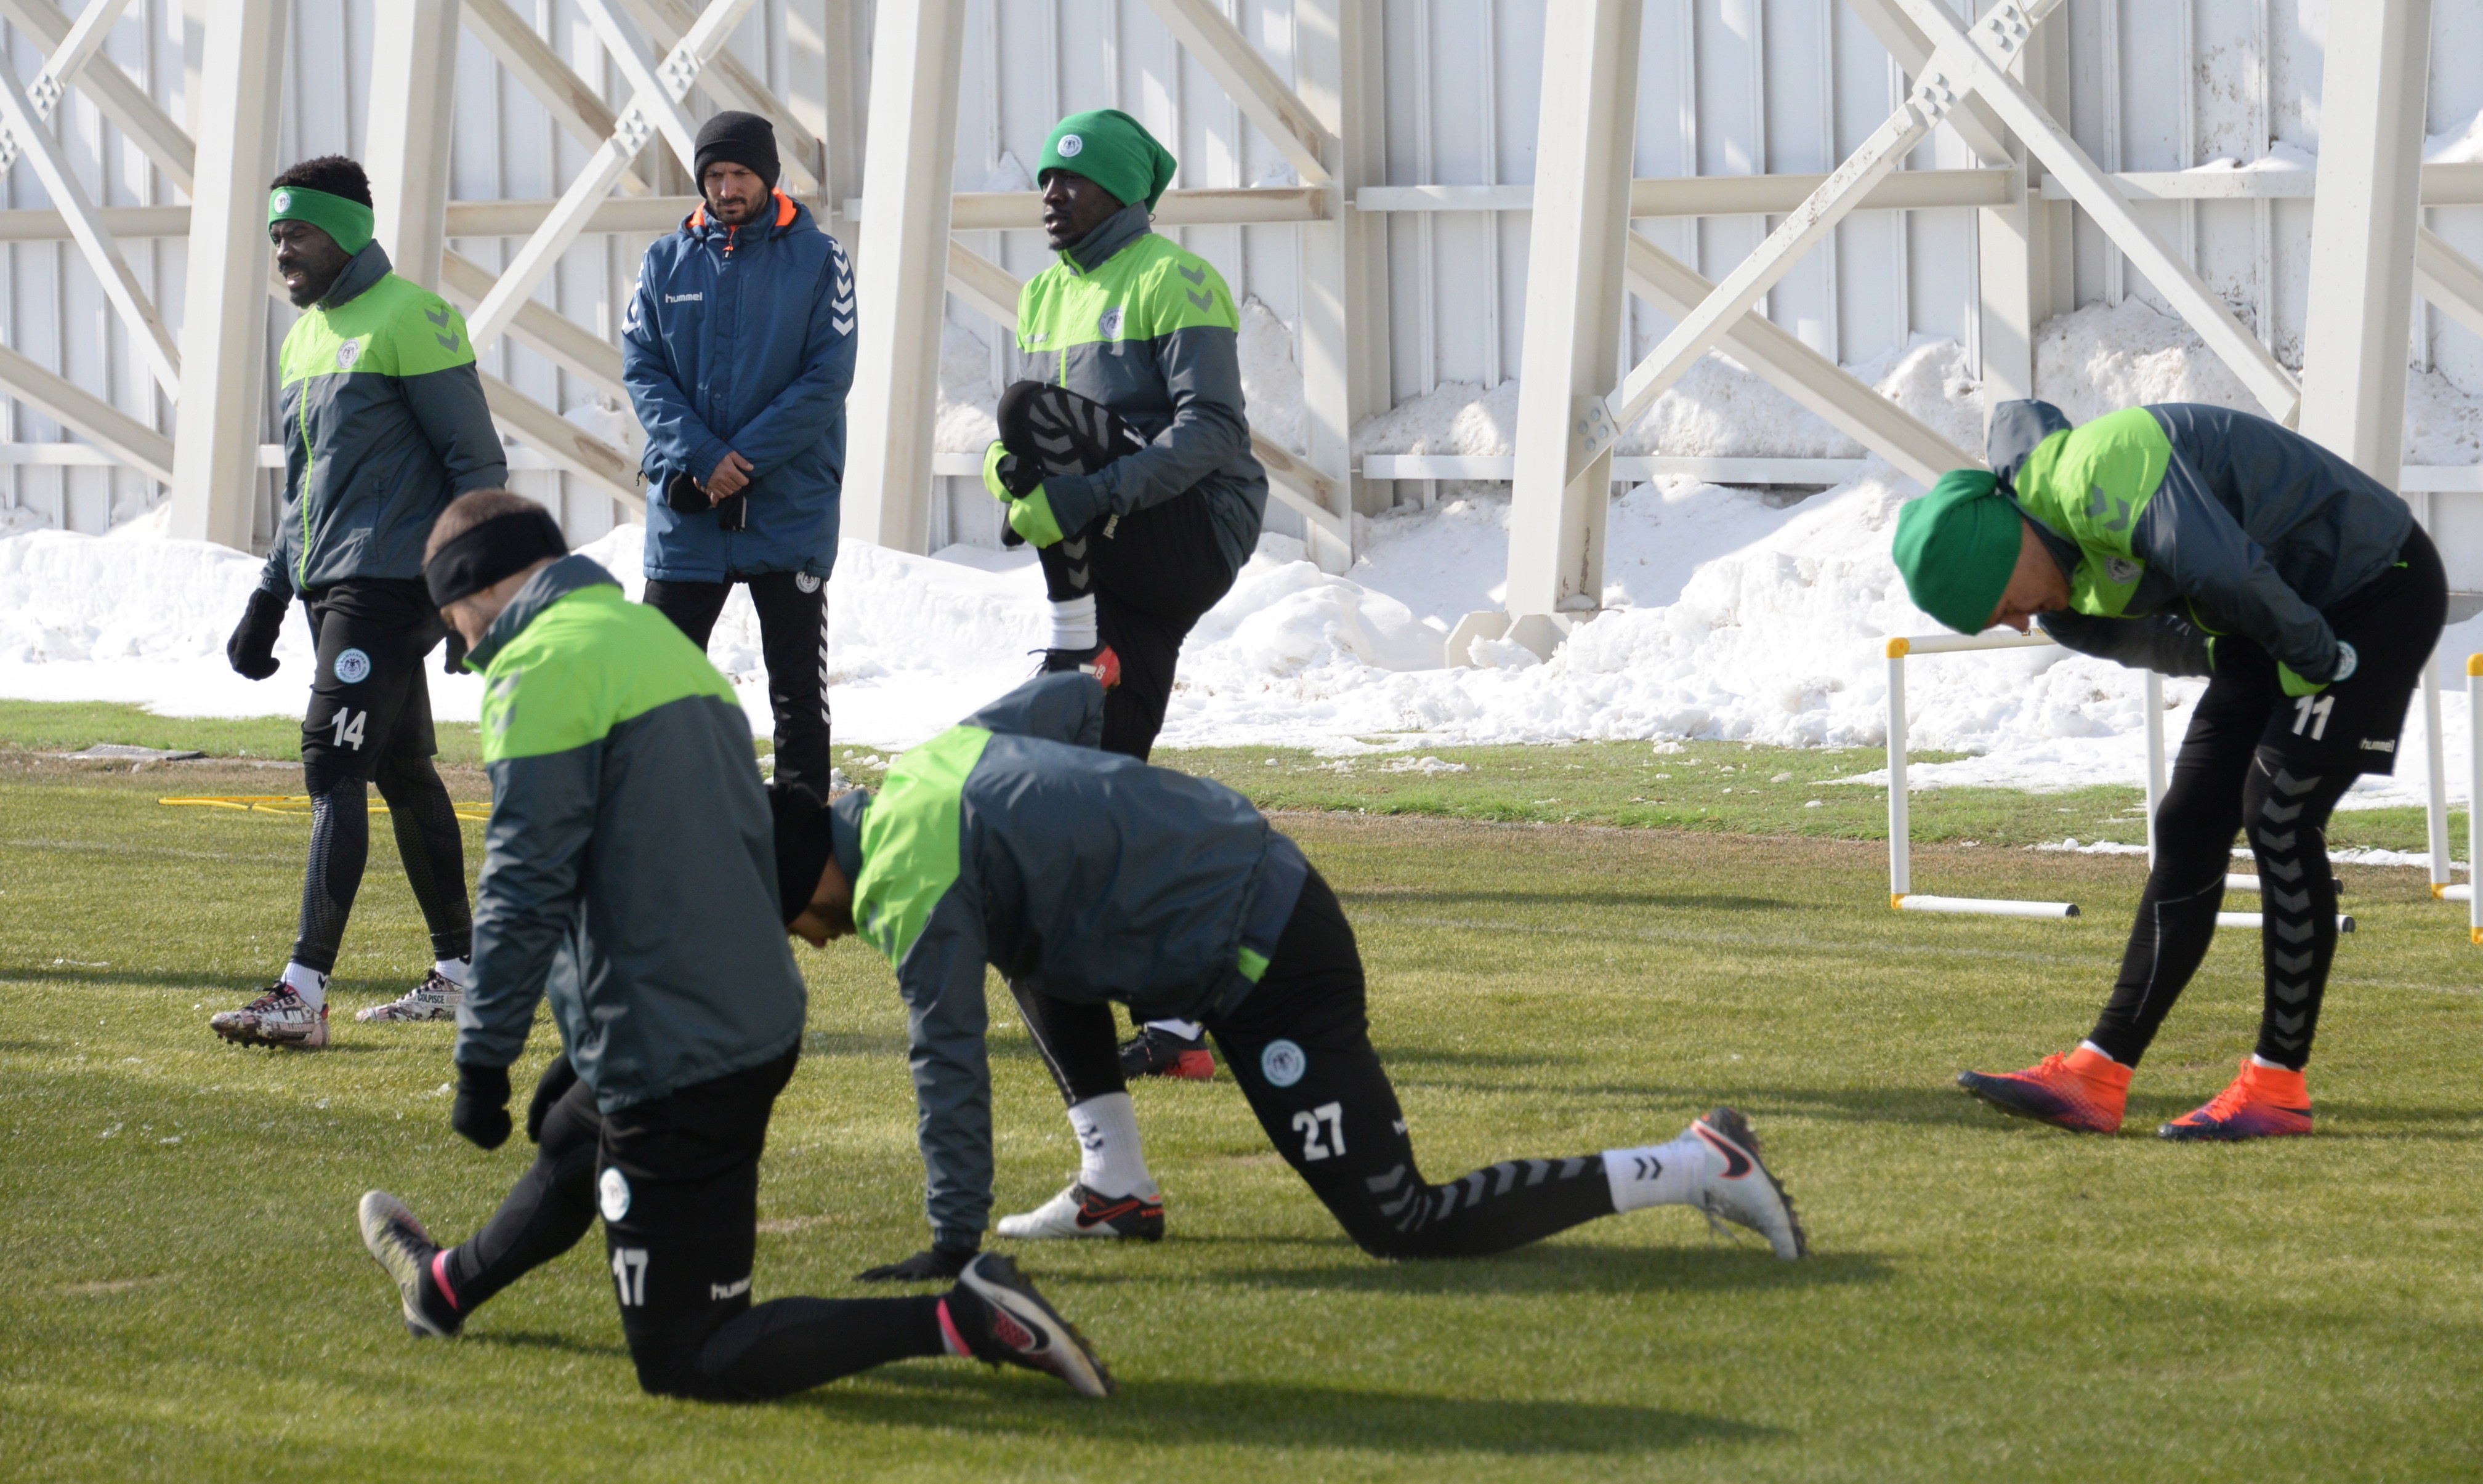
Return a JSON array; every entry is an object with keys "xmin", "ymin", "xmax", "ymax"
[
  {"xmin": 855, "ymin": 1244, "xmax": 977, "ymax": 1283},
  {"xmin": 525, "ymin": 1052, "xmax": 578, "ymax": 1143},
  {"xmin": 442, "ymin": 626, "xmax": 469, "ymax": 677},
  {"xmin": 663, "ymin": 470, "xmax": 708, "ymax": 514},
  {"xmin": 225, "ymin": 588, "xmax": 287, "ymax": 680},
  {"xmin": 451, "ymin": 1061, "xmax": 513, "ymax": 1150}
]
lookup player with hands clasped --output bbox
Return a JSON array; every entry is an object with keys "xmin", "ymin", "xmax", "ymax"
[
  {"xmin": 352, "ymin": 491, "xmax": 1112, "ymax": 1402},
  {"xmin": 1896, "ymin": 401, "xmax": 2448, "ymax": 1140},
  {"xmin": 623, "ymin": 111, "xmax": 856, "ymax": 796},
  {"xmin": 985, "ymin": 108, "xmax": 1272, "ymax": 1086},
  {"xmin": 777, "ymin": 673, "xmax": 1807, "ymax": 1276},
  {"xmin": 212, "ymin": 155, "xmax": 504, "ymax": 1050}
]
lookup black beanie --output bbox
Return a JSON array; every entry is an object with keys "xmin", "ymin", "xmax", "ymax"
[
  {"xmin": 695, "ymin": 110, "xmax": 780, "ymax": 192},
  {"xmin": 770, "ymin": 781, "xmax": 835, "ymax": 927}
]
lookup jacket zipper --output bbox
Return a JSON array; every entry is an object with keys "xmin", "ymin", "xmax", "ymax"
[{"xmin": 294, "ymin": 371, "xmax": 315, "ymax": 590}]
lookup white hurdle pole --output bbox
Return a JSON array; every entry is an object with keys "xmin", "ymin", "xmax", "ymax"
[
  {"xmin": 1883, "ymin": 630, "xmax": 2078, "ymax": 919},
  {"xmin": 2424, "ymin": 652, "xmax": 2453, "ymax": 900},
  {"xmin": 2471, "ymin": 655, "xmax": 2482, "ymax": 943},
  {"xmin": 2144, "ymin": 669, "xmax": 2167, "ymax": 867}
]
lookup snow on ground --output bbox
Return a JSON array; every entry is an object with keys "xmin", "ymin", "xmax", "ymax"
[{"xmin": 4, "ymin": 301, "xmax": 2477, "ymax": 817}]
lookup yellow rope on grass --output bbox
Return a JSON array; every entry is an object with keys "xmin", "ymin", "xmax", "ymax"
[{"xmin": 159, "ymin": 796, "xmax": 490, "ymax": 822}]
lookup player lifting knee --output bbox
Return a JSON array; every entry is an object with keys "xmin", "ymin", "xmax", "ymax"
[{"xmin": 773, "ymin": 673, "xmax": 1807, "ymax": 1278}]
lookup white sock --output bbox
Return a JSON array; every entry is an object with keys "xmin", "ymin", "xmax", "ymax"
[
  {"xmin": 2079, "ymin": 1040, "xmax": 2120, "ymax": 1063},
  {"xmin": 281, "ymin": 961, "xmax": 329, "ymax": 1011},
  {"xmin": 1145, "ymin": 1018, "xmax": 1203, "ymax": 1041},
  {"xmin": 1602, "ymin": 1134, "xmax": 1710, "ymax": 1214},
  {"xmin": 1067, "ymin": 1092, "xmax": 1155, "ymax": 1198},
  {"xmin": 1048, "ymin": 595, "xmax": 1097, "ymax": 650},
  {"xmin": 2250, "ymin": 1053, "xmax": 2289, "ymax": 1071},
  {"xmin": 434, "ymin": 958, "xmax": 470, "ymax": 988}
]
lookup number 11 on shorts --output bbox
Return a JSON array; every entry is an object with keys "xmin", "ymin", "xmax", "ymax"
[{"xmin": 2292, "ymin": 693, "xmax": 2335, "ymax": 741}]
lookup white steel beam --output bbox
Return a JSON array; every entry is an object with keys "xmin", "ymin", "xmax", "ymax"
[
  {"xmin": 936, "ymin": 186, "xmax": 1330, "ymax": 230},
  {"xmin": 1292, "ymin": 0, "xmax": 1387, "ymax": 568},
  {"xmin": 841, "ymin": 0, "xmax": 967, "ymax": 554},
  {"xmin": 1894, "ymin": 0, "xmax": 2299, "ymax": 424},
  {"xmin": 0, "ymin": 0, "xmax": 193, "ymax": 192},
  {"xmin": 1493, "ymin": 0, "xmax": 1642, "ymax": 651},
  {"xmin": 0, "ymin": 0, "xmax": 135, "ymax": 177},
  {"xmin": 1139, "ymin": 0, "xmax": 1339, "ymax": 188},
  {"xmin": 478, "ymin": 372, "xmax": 638, "ymax": 504},
  {"xmin": 2416, "ymin": 227, "xmax": 2483, "ymax": 343},
  {"xmin": 2298, "ymin": 0, "xmax": 2432, "ymax": 486},
  {"xmin": 1623, "ymin": 232, "xmax": 1976, "ymax": 486},
  {"xmin": 366, "ymin": 0, "xmax": 463, "ymax": 289},
  {"xmin": 1838, "ymin": 0, "xmax": 2017, "ymax": 166},
  {"xmin": 168, "ymin": 0, "xmax": 288, "ymax": 549},
  {"xmin": 437, "ymin": 250, "xmax": 631, "ymax": 407},
  {"xmin": 460, "ymin": 0, "xmax": 653, "ymax": 196},
  {"xmin": 1356, "ymin": 170, "xmax": 2019, "ymax": 216},
  {"xmin": 465, "ymin": 0, "xmax": 756, "ymax": 355},
  {"xmin": 0, "ymin": 338, "xmax": 173, "ymax": 484},
  {"xmin": 615, "ymin": 0, "xmax": 823, "ymax": 196},
  {"xmin": 0, "ymin": 56, "xmax": 179, "ymax": 397}
]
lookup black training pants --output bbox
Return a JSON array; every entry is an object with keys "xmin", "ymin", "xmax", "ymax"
[
  {"xmin": 440, "ymin": 1052, "xmax": 948, "ymax": 1399},
  {"xmin": 2088, "ymin": 525, "xmax": 2449, "ymax": 1070},
  {"xmin": 1014, "ymin": 871, "xmax": 1617, "ymax": 1258},
  {"xmin": 1035, "ymin": 490, "xmax": 1240, "ymax": 761},
  {"xmin": 644, "ymin": 571, "xmax": 834, "ymax": 795}
]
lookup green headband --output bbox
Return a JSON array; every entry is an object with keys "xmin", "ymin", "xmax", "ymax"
[
  {"xmin": 1040, "ymin": 108, "xmax": 1178, "ymax": 212},
  {"xmin": 268, "ymin": 185, "xmax": 374, "ymax": 257},
  {"xmin": 1891, "ymin": 469, "xmax": 2022, "ymax": 634}
]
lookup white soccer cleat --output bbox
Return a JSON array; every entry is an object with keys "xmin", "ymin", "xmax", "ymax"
[
  {"xmin": 209, "ymin": 984, "xmax": 329, "ymax": 1049},
  {"xmin": 357, "ymin": 970, "xmax": 464, "ymax": 1023},
  {"xmin": 358, "ymin": 1190, "xmax": 458, "ymax": 1338},
  {"xmin": 1686, "ymin": 1107, "xmax": 1807, "ymax": 1260},
  {"xmin": 955, "ymin": 1252, "xmax": 1115, "ymax": 1398},
  {"xmin": 996, "ymin": 1180, "xmax": 1165, "ymax": 1241}
]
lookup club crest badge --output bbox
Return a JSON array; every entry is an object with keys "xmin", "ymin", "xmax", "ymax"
[
  {"xmin": 795, "ymin": 572, "xmax": 822, "ymax": 593},
  {"xmin": 336, "ymin": 338, "xmax": 363, "ymax": 371},
  {"xmin": 333, "ymin": 647, "xmax": 371, "ymax": 685},
  {"xmin": 599, "ymin": 1167, "xmax": 632, "ymax": 1222},
  {"xmin": 272, "ymin": 189, "xmax": 292, "ymax": 213},
  {"xmin": 1097, "ymin": 306, "xmax": 1124, "ymax": 339},
  {"xmin": 1261, "ymin": 1039, "xmax": 1307, "ymax": 1089},
  {"xmin": 1056, "ymin": 133, "xmax": 1084, "ymax": 158},
  {"xmin": 2105, "ymin": 556, "xmax": 2141, "ymax": 584}
]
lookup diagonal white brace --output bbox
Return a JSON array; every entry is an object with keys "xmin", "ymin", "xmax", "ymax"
[
  {"xmin": 0, "ymin": 52, "xmax": 179, "ymax": 398},
  {"xmin": 0, "ymin": 0, "xmax": 135, "ymax": 175},
  {"xmin": 2415, "ymin": 227, "xmax": 2483, "ymax": 344},
  {"xmin": 1584, "ymin": 67, "xmax": 1964, "ymax": 474},
  {"xmin": 615, "ymin": 0, "xmax": 823, "ymax": 195},
  {"xmin": 1893, "ymin": 0, "xmax": 2299, "ymax": 424},
  {"xmin": 466, "ymin": 0, "xmax": 756, "ymax": 356},
  {"xmin": 1139, "ymin": 0, "xmax": 1338, "ymax": 188},
  {"xmin": 578, "ymin": 0, "xmax": 728, "ymax": 181}
]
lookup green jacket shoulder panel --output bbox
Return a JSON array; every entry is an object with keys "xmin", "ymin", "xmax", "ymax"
[
  {"xmin": 854, "ymin": 724, "xmax": 996, "ymax": 967},
  {"xmin": 2014, "ymin": 408, "xmax": 2173, "ymax": 616},
  {"xmin": 480, "ymin": 582, "xmax": 737, "ymax": 763},
  {"xmin": 280, "ymin": 273, "xmax": 477, "ymax": 382}
]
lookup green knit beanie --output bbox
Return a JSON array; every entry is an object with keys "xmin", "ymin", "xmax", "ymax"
[
  {"xmin": 1891, "ymin": 469, "xmax": 2022, "ymax": 634},
  {"xmin": 1040, "ymin": 108, "xmax": 1178, "ymax": 212}
]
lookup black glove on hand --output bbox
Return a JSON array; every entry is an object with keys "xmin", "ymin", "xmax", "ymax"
[
  {"xmin": 442, "ymin": 626, "xmax": 469, "ymax": 677},
  {"xmin": 225, "ymin": 589, "xmax": 288, "ymax": 680},
  {"xmin": 855, "ymin": 1244, "xmax": 977, "ymax": 1283},
  {"xmin": 451, "ymin": 1061, "xmax": 513, "ymax": 1150},
  {"xmin": 525, "ymin": 1052, "xmax": 578, "ymax": 1143}
]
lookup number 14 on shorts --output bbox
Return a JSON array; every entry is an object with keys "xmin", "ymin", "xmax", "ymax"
[{"xmin": 328, "ymin": 707, "xmax": 368, "ymax": 750}]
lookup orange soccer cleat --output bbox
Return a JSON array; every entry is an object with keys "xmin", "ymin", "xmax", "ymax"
[
  {"xmin": 1955, "ymin": 1045, "xmax": 2130, "ymax": 1134},
  {"xmin": 2157, "ymin": 1059, "xmax": 2312, "ymax": 1142}
]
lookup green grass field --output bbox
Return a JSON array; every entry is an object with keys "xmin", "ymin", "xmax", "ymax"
[{"xmin": 3, "ymin": 706, "xmax": 2480, "ymax": 1480}]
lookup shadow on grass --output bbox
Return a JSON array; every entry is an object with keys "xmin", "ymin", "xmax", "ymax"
[
  {"xmin": 796, "ymin": 1371, "xmax": 1782, "ymax": 1454},
  {"xmin": 1343, "ymin": 888, "xmax": 1799, "ymax": 913},
  {"xmin": 1210, "ymin": 1244, "xmax": 1887, "ymax": 1297},
  {"xmin": 465, "ymin": 1328, "xmax": 631, "ymax": 1358},
  {"xmin": 0, "ymin": 966, "xmax": 270, "ymax": 992}
]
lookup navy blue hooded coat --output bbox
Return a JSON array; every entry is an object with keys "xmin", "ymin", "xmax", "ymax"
[{"xmin": 623, "ymin": 192, "xmax": 856, "ymax": 583}]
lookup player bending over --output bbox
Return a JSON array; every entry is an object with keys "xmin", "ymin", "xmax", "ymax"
[
  {"xmin": 351, "ymin": 491, "xmax": 1110, "ymax": 1400},
  {"xmin": 212, "ymin": 155, "xmax": 504, "ymax": 1048},
  {"xmin": 1895, "ymin": 400, "xmax": 2447, "ymax": 1140},
  {"xmin": 773, "ymin": 673, "xmax": 1806, "ymax": 1277},
  {"xmin": 984, "ymin": 108, "xmax": 1272, "ymax": 1083}
]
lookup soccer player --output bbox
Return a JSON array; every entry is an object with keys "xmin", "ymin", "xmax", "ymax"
[
  {"xmin": 212, "ymin": 156, "xmax": 504, "ymax": 1049},
  {"xmin": 774, "ymin": 673, "xmax": 1806, "ymax": 1275},
  {"xmin": 624, "ymin": 111, "xmax": 855, "ymax": 796},
  {"xmin": 986, "ymin": 107, "xmax": 1269, "ymax": 1082},
  {"xmin": 351, "ymin": 491, "xmax": 1111, "ymax": 1401},
  {"xmin": 1894, "ymin": 400, "xmax": 2448, "ymax": 1140}
]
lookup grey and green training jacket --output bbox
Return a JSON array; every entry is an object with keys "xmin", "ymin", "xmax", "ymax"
[
  {"xmin": 256, "ymin": 241, "xmax": 507, "ymax": 596},
  {"xmin": 842, "ymin": 673, "xmax": 1309, "ymax": 1246},
  {"xmin": 1014, "ymin": 203, "xmax": 1267, "ymax": 569},
  {"xmin": 453, "ymin": 555, "xmax": 807, "ymax": 1113}
]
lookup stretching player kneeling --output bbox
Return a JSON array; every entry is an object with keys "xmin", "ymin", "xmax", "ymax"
[
  {"xmin": 1896, "ymin": 401, "xmax": 2447, "ymax": 1141},
  {"xmin": 350, "ymin": 491, "xmax": 1110, "ymax": 1401},
  {"xmin": 775, "ymin": 674, "xmax": 1806, "ymax": 1274}
]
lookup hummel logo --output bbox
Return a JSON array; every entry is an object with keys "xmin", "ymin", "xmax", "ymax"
[
  {"xmin": 2360, "ymin": 738, "xmax": 2396, "ymax": 752},
  {"xmin": 665, "ymin": 291, "xmax": 703, "ymax": 302},
  {"xmin": 709, "ymin": 1276, "xmax": 751, "ymax": 1300}
]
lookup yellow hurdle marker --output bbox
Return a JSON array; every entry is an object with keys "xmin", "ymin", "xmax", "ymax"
[{"xmin": 160, "ymin": 796, "xmax": 491, "ymax": 823}]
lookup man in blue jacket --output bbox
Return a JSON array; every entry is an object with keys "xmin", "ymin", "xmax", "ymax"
[
  {"xmin": 212, "ymin": 155, "xmax": 506, "ymax": 1049},
  {"xmin": 775, "ymin": 675, "xmax": 1807, "ymax": 1279},
  {"xmin": 623, "ymin": 112, "xmax": 855, "ymax": 796}
]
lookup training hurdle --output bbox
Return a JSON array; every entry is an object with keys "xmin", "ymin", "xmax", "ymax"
[
  {"xmin": 1883, "ymin": 630, "xmax": 2357, "ymax": 931},
  {"xmin": 2471, "ymin": 655, "xmax": 2482, "ymax": 944}
]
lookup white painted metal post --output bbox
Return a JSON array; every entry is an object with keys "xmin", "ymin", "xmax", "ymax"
[
  {"xmin": 366, "ymin": 0, "xmax": 462, "ymax": 289},
  {"xmin": 841, "ymin": 0, "xmax": 967, "ymax": 555},
  {"xmin": 2424, "ymin": 659, "xmax": 2452, "ymax": 895},
  {"xmin": 1887, "ymin": 644, "xmax": 1911, "ymax": 903},
  {"xmin": 1293, "ymin": 0, "xmax": 1387, "ymax": 572},
  {"xmin": 2471, "ymin": 655, "xmax": 2482, "ymax": 942},
  {"xmin": 1496, "ymin": 0, "xmax": 1641, "ymax": 656},
  {"xmin": 2297, "ymin": 0, "xmax": 2431, "ymax": 482},
  {"xmin": 167, "ymin": 0, "xmax": 289, "ymax": 551},
  {"xmin": 2144, "ymin": 669, "xmax": 2166, "ymax": 867}
]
